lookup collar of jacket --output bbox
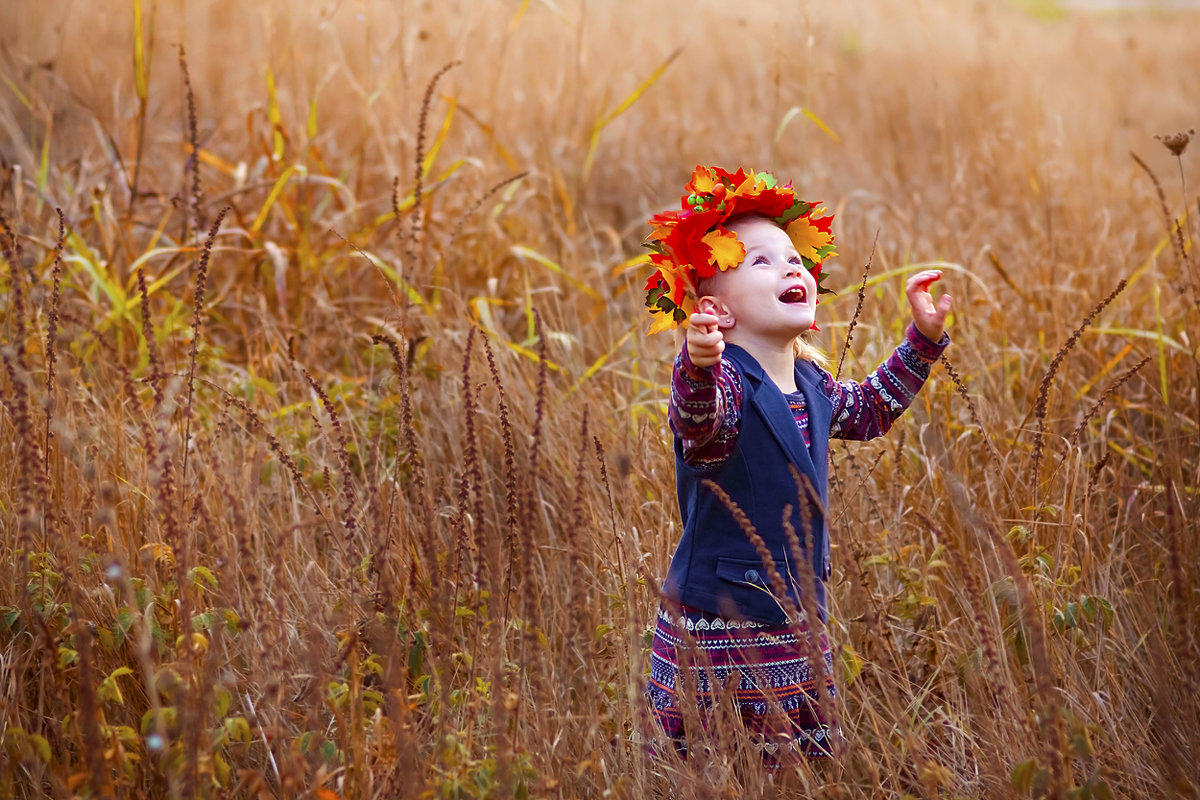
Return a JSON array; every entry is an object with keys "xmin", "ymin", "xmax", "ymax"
[{"xmin": 722, "ymin": 342, "xmax": 831, "ymax": 497}]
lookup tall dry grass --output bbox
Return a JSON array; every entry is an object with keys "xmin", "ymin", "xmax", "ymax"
[{"xmin": 1, "ymin": 0, "xmax": 1197, "ymax": 797}]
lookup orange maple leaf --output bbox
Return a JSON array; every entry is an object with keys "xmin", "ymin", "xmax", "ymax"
[
  {"xmin": 786, "ymin": 217, "xmax": 835, "ymax": 262},
  {"xmin": 686, "ymin": 166, "xmax": 719, "ymax": 195},
  {"xmin": 702, "ymin": 227, "xmax": 745, "ymax": 272}
]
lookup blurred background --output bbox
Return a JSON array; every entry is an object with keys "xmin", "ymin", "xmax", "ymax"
[{"xmin": 1, "ymin": 1, "xmax": 1198, "ymax": 798}]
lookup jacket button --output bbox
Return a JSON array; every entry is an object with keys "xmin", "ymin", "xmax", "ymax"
[{"xmin": 745, "ymin": 569, "xmax": 760, "ymax": 583}]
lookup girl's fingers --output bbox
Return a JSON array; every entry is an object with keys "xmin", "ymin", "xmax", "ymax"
[{"xmin": 908, "ymin": 270, "xmax": 941, "ymax": 292}]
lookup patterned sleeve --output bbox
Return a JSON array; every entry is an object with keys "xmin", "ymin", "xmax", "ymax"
[
  {"xmin": 823, "ymin": 324, "xmax": 949, "ymax": 441},
  {"xmin": 668, "ymin": 345, "xmax": 745, "ymax": 469}
]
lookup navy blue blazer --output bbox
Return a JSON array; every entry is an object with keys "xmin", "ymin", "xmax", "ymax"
[{"xmin": 663, "ymin": 343, "xmax": 833, "ymax": 624}]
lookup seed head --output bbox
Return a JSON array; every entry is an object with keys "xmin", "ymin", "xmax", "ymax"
[{"xmin": 1156, "ymin": 129, "xmax": 1194, "ymax": 157}]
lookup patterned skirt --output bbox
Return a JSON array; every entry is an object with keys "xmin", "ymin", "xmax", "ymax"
[{"xmin": 646, "ymin": 603, "xmax": 839, "ymax": 762}]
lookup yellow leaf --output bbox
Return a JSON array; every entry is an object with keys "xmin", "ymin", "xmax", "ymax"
[
  {"xmin": 568, "ymin": 329, "xmax": 632, "ymax": 394},
  {"xmin": 647, "ymin": 312, "xmax": 678, "ymax": 336},
  {"xmin": 775, "ymin": 106, "xmax": 841, "ymax": 144},
  {"xmin": 421, "ymin": 95, "xmax": 457, "ymax": 179},
  {"xmin": 786, "ymin": 217, "xmax": 834, "ymax": 262},
  {"xmin": 250, "ymin": 165, "xmax": 298, "ymax": 237},
  {"xmin": 508, "ymin": 0, "xmax": 532, "ymax": 31},
  {"xmin": 133, "ymin": 0, "xmax": 148, "ymax": 101},
  {"xmin": 183, "ymin": 143, "xmax": 238, "ymax": 177},
  {"xmin": 702, "ymin": 227, "xmax": 745, "ymax": 272},
  {"xmin": 511, "ymin": 245, "xmax": 602, "ymax": 300},
  {"xmin": 611, "ymin": 253, "xmax": 650, "ymax": 277},
  {"xmin": 139, "ymin": 542, "xmax": 174, "ymax": 566},
  {"xmin": 801, "ymin": 107, "xmax": 840, "ymax": 144}
]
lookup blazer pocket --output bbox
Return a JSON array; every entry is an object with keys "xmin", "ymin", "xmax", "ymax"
[{"xmin": 715, "ymin": 556, "xmax": 773, "ymax": 590}]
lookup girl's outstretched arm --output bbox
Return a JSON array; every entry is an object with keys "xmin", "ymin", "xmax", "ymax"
[
  {"xmin": 907, "ymin": 269, "xmax": 953, "ymax": 343},
  {"xmin": 825, "ymin": 273, "xmax": 952, "ymax": 440}
]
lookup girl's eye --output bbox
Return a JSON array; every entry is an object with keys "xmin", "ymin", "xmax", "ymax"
[
  {"xmin": 753, "ymin": 255, "xmax": 769, "ymax": 266},
  {"xmin": 788, "ymin": 257, "xmax": 802, "ymax": 265}
]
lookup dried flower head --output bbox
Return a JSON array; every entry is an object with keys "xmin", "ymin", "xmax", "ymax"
[{"xmin": 1155, "ymin": 129, "xmax": 1194, "ymax": 157}]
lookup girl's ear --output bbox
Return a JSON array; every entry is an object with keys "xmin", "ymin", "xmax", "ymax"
[{"xmin": 699, "ymin": 295, "xmax": 736, "ymax": 329}]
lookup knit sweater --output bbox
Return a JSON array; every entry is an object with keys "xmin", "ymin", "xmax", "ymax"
[{"xmin": 670, "ymin": 324, "xmax": 948, "ymax": 466}]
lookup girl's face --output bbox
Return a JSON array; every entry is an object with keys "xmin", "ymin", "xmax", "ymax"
[{"xmin": 699, "ymin": 216, "xmax": 817, "ymax": 346}]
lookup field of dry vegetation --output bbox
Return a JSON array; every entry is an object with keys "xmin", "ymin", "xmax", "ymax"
[{"xmin": 1, "ymin": 0, "xmax": 1198, "ymax": 797}]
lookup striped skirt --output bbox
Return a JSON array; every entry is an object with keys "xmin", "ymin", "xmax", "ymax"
[{"xmin": 646, "ymin": 603, "xmax": 839, "ymax": 761}]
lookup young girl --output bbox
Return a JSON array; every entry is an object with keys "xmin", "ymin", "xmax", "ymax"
[{"xmin": 643, "ymin": 166, "xmax": 952, "ymax": 761}]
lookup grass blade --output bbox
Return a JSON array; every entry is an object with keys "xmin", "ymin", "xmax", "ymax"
[
  {"xmin": 582, "ymin": 47, "xmax": 680, "ymax": 180},
  {"xmin": 511, "ymin": 244, "xmax": 602, "ymax": 300},
  {"xmin": 250, "ymin": 165, "xmax": 298, "ymax": 237}
]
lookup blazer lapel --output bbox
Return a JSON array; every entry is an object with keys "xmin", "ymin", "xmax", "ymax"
[
  {"xmin": 795, "ymin": 360, "xmax": 831, "ymax": 494},
  {"xmin": 725, "ymin": 344, "xmax": 816, "ymax": 477}
]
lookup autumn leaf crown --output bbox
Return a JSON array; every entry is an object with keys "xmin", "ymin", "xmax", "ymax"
[{"xmin": 643, "ymin": 165, "xmax": 836, "ymax": 333}]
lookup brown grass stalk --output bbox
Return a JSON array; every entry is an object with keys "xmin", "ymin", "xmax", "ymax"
[
  {"xmin": 136, "ymin": 268, "xmax": 164, "ymax": 409},
  {"xmin": 179, "ymin": 44, "xmax": 205, "ymax": 237},
  {"xmin": 482, "ymin": 334, "xmax": 521, "ymax": 624},
  {"xmin": 181, "ymin": 206, "xmax": 229, "ymax": 491},
  {"xmin": 404, "ymin": 60, "xmax": 461, "ymax": 275},
  {"xmin": 835, "ymin": 231, "xmax": 876, "ymax": 381},
  {"xmin": 42, "ymin": 208, "xmax": 64, "ymax": 476},
  {"xmin": 985, "ymin": 523, "xmax": 1067, "ymax": 797},
  {"xmin": 939, "ymin": 353, "xmax": 1006, "ymax": 474},
  {"xmin": 300, "ymin": 365, "xmax": 359, "ymax": 542},
  {"xmin": 1029, "ymin": 278, "xmax": 1127, "ymax": 495}
]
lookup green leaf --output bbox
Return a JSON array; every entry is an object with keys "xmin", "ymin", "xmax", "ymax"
[
  {"xmin": 1007, "ymin": 525, "xmax": 1033, "ymax": 543},
  {"xmin": 1091, "ymin": 778, "xmax": 1114, "ymax": 800},
  {"xmin": 28, "ymin": 732, "xmax": 51, "ymax": 764},
  {"xmin": 214, "ymin": 686, "xmax": 232, "ymax": 719},
  {"xmin": 1, "ymin": 605, "xmax": 20, "ymax": 630},
  {"xmin": 838, "ymin": 643, "xmax": 864, "ymax": 686},
  {"xmin": 187, "ymin": 566, "xmax": 217, "ymax": 591},
  {"xmin": 192, "ymin": 611, "xmax": 217, "ymax": 632},
  {"xmin": 140, "ymin": 706, "xmax": 177, "ymax": 736},
  {"xmin": 213, "ymin": 751, "xmax": 232, "ymax": 786},
  {"xmin": 110, "ymin": 725, "xmax": 139, "ymax": 748},
  {"xmin": 594, "ymin": 623, "xmax": 615, "ymax": 647},
  {"xmin": 57, "ymin": 646, "xmax": 78, "ymax": 669},
  {"xmin": 1011, "ymin": 757, "xmax": 1039, "ymax": 792},
  {"xmin": 775, "ymin": 202, "xmax": 811, "ymax": 227},
  {"xmin": 223, "ymin": 716, "xmax": 251, "ymax": 745}
]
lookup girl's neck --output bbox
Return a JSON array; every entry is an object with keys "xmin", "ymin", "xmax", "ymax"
[{"xmin": 726, "ymin": 333, "xmax": 797, "ymax": 393}]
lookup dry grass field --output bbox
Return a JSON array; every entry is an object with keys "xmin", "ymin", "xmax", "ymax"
[{"xmin": 1, "ymin": 0, "xmax": 1198, "ymax": 797}]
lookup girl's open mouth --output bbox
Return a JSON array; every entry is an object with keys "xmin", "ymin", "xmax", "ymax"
[{"xmin": 779, "ymin": 287, "xmax": 807, "ymax": 304}]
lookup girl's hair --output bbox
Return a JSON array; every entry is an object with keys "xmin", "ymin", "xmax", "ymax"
[{"xmin": 793, "ymin": 334, "xmax": 827, "ymax": 366}]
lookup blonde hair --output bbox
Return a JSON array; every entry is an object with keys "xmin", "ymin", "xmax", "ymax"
[{"xmin": 793, "ymin": 334, "xmax": 827, "ymax": 366}]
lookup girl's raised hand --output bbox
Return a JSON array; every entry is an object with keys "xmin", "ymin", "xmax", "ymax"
[
  {"xmin": 906, "ymin": 270, "xmax": 953, "ymax": 342},
  {"xmin": 685, "ymin": 312, "xmax": 724, "ymax": 367}
]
